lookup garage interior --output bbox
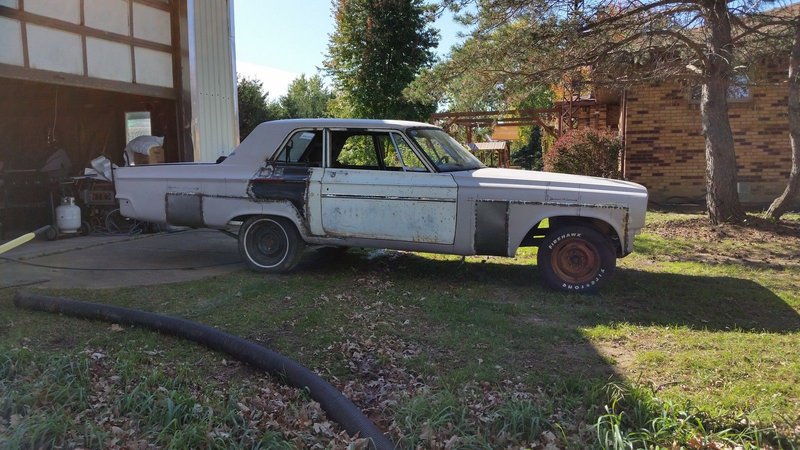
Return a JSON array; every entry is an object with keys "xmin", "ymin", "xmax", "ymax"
[
  {"xmin": 0, "ymin": 79, "xmax": 178, "ymax": 236},
  {"xmin": 0, "ymin": 0, "xmax": 238, "ymax": 240}
]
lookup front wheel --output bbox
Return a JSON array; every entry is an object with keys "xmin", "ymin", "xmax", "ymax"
[
  {"xmin": 537, "ymin": 225, "xmax": 616, "ymax": 293},
  {"xmin": 238, "ymin": 216, "xmax": 304, "ymax": 273}
]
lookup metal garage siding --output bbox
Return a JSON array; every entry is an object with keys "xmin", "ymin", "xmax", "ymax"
[{"xmin": 191, "ymin": 0, "xmax": 238, "ymax": 162}]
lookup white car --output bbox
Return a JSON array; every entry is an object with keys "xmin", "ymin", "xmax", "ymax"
[{"xmin": 114, "ymin": 119, "xmax": 648, "ymax": 292}]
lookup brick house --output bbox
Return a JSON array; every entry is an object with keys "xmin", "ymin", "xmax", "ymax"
[{"xmin": 574, "ymin": 61, "xmax": 793, "ymax": 205}]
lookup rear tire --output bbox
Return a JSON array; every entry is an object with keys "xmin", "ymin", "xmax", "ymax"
[
  {"xmin": 238, "ymin": 216, "xmax": 304, "ymax": 273},
  {"xmin": 537, "ymin": 225, "xmax": 616, "ymax": 293}
]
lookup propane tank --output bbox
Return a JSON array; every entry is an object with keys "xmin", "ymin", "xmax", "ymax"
[{"xmin": 56, "ymin": 197, "xmax": 81, "ymax": 233}]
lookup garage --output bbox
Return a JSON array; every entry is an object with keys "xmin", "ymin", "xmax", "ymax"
[{"xmin": 0, "ymin": 0, "xmax": 238, "ymax": 238}]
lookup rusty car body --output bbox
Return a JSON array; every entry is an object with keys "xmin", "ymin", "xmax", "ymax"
[{"xmin": 114, "ymin": 119, "xmax": 648, "ymax": 292}]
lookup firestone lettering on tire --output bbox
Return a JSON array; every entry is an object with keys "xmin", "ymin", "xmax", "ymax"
[{"xmin": 561, "ymin": 268, "xmax": 606, "ymax": 291}]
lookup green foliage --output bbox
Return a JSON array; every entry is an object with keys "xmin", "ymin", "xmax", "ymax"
[
  {"xmin": 324, "ymin": 0, "xmax": 439, "ymax": 120},
  {"xmin": 279, "ymin": 74, "xmax": 333, "ymax": 119},
  {"xmin": 236, "ymin": 76, "xmax": 286, "ymax": 140},
  {"xmin": 511, "ymin": 126, "xmax": 544, "ymax": 170},
  {"xmin": 594, "ymin": 382, "xmax": 788, "ymax": 449},
  {"xmin": 336, "ymin": 135, "xmax": 378, "ymax": 166},
  {"xmin": 544, "ymin": 128, "xmax": 621, "ymax": 178}
]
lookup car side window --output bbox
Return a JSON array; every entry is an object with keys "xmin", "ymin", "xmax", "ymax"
[
  {"xmin": 274, "ymin": 130, "xmax": 323, "ymax": 166},
  {"xmin": 392, "ymin": 133, "xmax": 427, "ymax": 171},
  {"xmin": 330, "ymin": 131, "xmax": 381, "ymax": 169},
  {"xmin": 379, "ymin": 133, "xmax": 427, "ymax": 172},
  {"xmin": 338, "ymin": 135, "xmax": 379, "ymax": 167},
  {"xmin": 330, "ymin": 130, "xmax": 429, "ymax": 171}
]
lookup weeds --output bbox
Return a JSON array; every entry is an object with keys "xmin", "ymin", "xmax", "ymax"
[{"xmin": 595, "ymin": 382, "xmax": 796, "ymax": 449}]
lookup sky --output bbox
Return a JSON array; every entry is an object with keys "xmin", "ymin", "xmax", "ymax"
[{"xmin": 233, "ymin": 0, "xmax": 468, "ymax": 99}]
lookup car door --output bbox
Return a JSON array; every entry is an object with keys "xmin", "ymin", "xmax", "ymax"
[{"xmin": 319, "ymin": 129, "xmax": 458, "ymax": 245}]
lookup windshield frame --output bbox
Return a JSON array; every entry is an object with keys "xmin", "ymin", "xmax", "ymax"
[{"xmin": 405, "ymin": 127, "xmax": 485, "ymax": 173}]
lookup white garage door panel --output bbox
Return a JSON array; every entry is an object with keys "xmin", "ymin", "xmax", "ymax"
[
  {"xmin": 87, "ymin": 38, "xmax": 132, "ymax": 82},
  {"xmin": 27, "ymin": 25, "xmax": 83, "ymax": 75},
  {"xmin": 84, "ymin": 0, "xmax": 129, "ymax": 36},
  {"xmin": 134, "ymin": 47, "xmax": 173, "ymax": 87},
  {"xmin": 133, "ymin": 3, "xmax": 171, "ymax": 45},
  {"xmin": 25, "ymin": 0, "xmax": 80, "ymax": 24},
  {"xmin": 0, "ymin": 17, "xmax": 23, "ymax": 66}
]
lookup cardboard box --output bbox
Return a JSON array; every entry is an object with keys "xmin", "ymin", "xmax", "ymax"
[{"xmin": 132, "ymin": 146, "xmax": 165, "ymax": 165}]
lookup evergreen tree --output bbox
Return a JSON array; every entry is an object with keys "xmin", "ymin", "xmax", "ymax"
[
  {"xmin": 237, "ymin": 77, "xmax": 285, "ymax": 140},
  {"xmin": 415, "ymin": 0, "xmax": 785, "ymax": 223},
  {"xmin": 511, "ymin": 126, "xmax": 543, "ymax": 171},
  {"xmin": 324, "ymin": 0, "xmax": 439, "ymax": 120},
  {"xmin": 280, "ymin": 74, "xmax": 333, "ymax": 119}
]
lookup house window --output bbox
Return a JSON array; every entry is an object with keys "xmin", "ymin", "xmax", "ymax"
[
  {"xmin": 689, "ymin": 74, "xmax": 751, "ymax": 102},
  {"xmin": 125, "ymin": 112, "xmax": 152, "ymax": 143}
]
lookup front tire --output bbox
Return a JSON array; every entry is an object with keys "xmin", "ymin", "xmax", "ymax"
[
  {"xmin": 238, "ymin": 216, "xmax": 304, "ymax": 273},
  {"xmin": 537, "ymin": 225, "xmax": 616, "ymax": 293}
]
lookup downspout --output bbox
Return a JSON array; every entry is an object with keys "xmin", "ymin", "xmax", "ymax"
[{"xmin": 621, "ymin": 89, "xmax": 628, "ymax": 178}]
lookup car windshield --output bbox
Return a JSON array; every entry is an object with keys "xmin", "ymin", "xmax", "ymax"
[{"xmin": 407, "ymin": 128, "xmax": 484, "ymax": 172}]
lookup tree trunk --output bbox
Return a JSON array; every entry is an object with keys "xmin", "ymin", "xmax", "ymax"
[
  {"xmin": 700, "ymin": 0, "xmax": 745, "ymax": 224},
  {"xmin": 766, "ymin": 20, "xmax": 800, "ymax": 220}
]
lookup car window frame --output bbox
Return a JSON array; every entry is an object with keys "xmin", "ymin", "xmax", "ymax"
[
  {"xmin": 324, "ymin": 127, "xmax": 434, "ymax": 173},
  {"xmin": 270, "ymin": 128, "xmax": 325, "ymax": 167}
]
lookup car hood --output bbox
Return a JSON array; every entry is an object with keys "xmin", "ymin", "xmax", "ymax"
[{"xmin": 451, "ymin": 168, "xmax": 647, "ymax": 195}]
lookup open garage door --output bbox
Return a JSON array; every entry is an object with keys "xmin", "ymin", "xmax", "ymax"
[
  {"xmin": 0, "ymin": 0, "xmax": 184, "ymax": 237},
  {"xmin": 0, "ymin": 0, "xmax": 238, "ymax": 238}
]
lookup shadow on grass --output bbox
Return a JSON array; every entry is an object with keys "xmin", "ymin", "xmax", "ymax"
[
  {"xmin": 299, "ymin": 248, "xmax": 800, "ymax": 446},
  {"xmin": 299, "ymin": 248, "xmax": 800, "ymax": 334}
]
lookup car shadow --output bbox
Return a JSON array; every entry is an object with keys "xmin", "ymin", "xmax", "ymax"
[{"xmin": 299, "ymin": 248, "xmax": 800, "ymax": 335}]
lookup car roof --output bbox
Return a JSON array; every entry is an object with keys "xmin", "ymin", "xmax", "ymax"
[
  {"xmin": 262, "ymin": 118, "xmax": 434, "ymax": 129},
  {"xmin": 224, "ymin": 118, "xmax": 438, "ymax": 166}
]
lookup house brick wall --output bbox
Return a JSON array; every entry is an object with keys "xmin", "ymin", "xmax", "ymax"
[{"xmin": 622, "ymin": 66, "xmax": 793, "ymax": 205}]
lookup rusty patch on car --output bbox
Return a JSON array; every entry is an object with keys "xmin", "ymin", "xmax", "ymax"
[
  {"xmin": 247, "ymin": 165, "xmax": 311, "ymax": 216},
  {"xmin": 474, "ymin": 201, "xmax": 510, "ymax": 256},
  {"xmin": 166, "ymin": 193, "xmax": 204, "ymax": 227}
]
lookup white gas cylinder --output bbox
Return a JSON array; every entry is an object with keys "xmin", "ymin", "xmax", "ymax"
[{"xmin": 56, "ymin": 197, "xmax": 81, "ymax": 233}]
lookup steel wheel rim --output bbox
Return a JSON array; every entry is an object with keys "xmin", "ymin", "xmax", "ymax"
[
  {"xmin": 245, "ymin": 219, "xmax": 288, "ymax": 268},
  {"xmin": 550, "ymin": 238, "xmax": 600, "ymax": 284}
]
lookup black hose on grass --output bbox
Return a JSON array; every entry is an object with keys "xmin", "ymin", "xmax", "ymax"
[{"xmin": 14, "ymin": 292, "xmax": 394, "ymax": 450}]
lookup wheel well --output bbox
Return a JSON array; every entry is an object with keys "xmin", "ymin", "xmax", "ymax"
[
  {"xmin": 521, "ymin": 216, "xmax": 622, "ymax": 256},
  {"xmin": 230, "ymin": 214, "xmax": 303, "ymax": 235},
  {"xmin": 230, "ymin": 214, "xmax": 255, "ymax": 224}
]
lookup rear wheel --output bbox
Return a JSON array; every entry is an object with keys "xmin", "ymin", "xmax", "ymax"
[
  {"xmin": 238, "ymin": 216, "xmax": 304, "ymax": 273},
  {"xmin": 537, "ymin": 225, "xmax": 616, "ymax": 293}
]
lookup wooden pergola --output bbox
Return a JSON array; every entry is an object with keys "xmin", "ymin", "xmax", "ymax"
[{"xmin": 430, "ymin": 100, "xmax": 600, "ymax": 143}]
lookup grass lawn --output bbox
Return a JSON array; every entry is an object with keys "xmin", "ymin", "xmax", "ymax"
[{"xmin": 1, "ymin": 210, "xmax": 799, "ymax": 449}]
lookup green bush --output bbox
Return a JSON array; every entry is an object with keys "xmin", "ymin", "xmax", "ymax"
[{"xmin": 544, "ymin": 128, "xmax": 622, "ymax": 178}]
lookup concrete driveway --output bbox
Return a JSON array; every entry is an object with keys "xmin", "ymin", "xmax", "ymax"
[{"xmin": 0, "ymin": 230, "xmax": 245, "ymax": 289}]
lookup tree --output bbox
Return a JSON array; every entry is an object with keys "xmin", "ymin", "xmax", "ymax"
[
  {"xmin": 280, "ymin": 74, "xmax": 333, "ymax": 119},
  {"xmin": 511, "ymin": 126, "xmax": 544, "ymax": 170},
  {"xmin": 544, "ymin": 127, "xmax": 622, "ymax": 178},
  {"xmin": 416, "ymin": 0, "xmax": 795, "ymax": 224},
  {"xmin": 237, "ymin": 76, "xmax": 285, "ymax": 140},
  {"xmin": 759, "ymin": 15, "xmax": 800, "ymax": 219},
  {"xmin": 324, "ymin": 0, "xmax": 439, "ymax": 120}
]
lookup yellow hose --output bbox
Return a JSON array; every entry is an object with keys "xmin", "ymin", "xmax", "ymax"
[{"xmin": 0, "ymin": 226, "xmax": 51, "ymax": 255}]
